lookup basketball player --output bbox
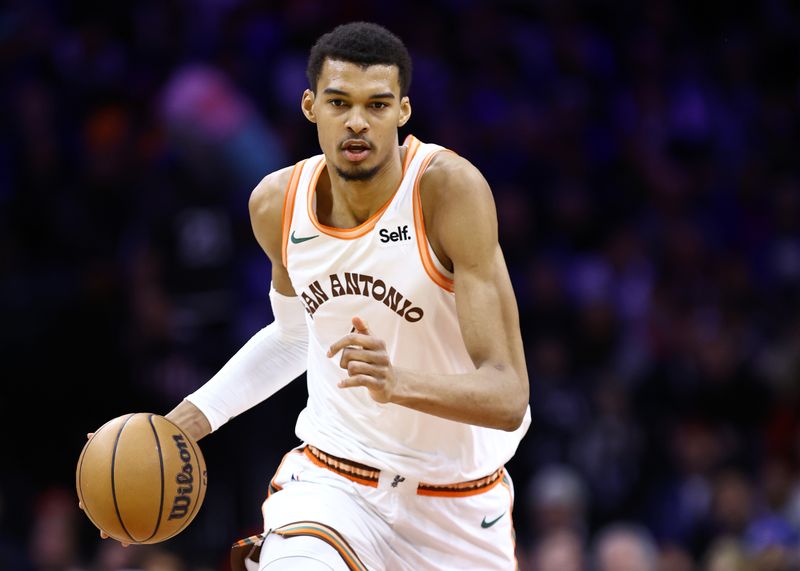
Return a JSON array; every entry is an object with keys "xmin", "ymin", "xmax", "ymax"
[{"xmin": 168, "ymin": 22, "xmax": 531, "ymax": 570}]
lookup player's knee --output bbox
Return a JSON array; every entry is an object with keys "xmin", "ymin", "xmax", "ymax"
[
  {"xmin": 259, "ymin": 534, "xmax": 349, "ymax": 571},
  {"xmin": 261, "ymin": 556, "xmax": 336, "ymax": 570}
]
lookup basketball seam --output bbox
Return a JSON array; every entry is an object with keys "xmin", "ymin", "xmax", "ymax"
[
  {"xmin": 111, "ymin": 413, "xmax": 137, "ymax": 543},
  {"xmin": 143, "ymin": 414, "xmax": 165, "ymax": 543}
]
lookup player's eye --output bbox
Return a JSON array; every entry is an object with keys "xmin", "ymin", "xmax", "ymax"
[
  {"xmin": 370, "ymin": 102, "xmax": 389, "ymax": 109},
  {"xmin": 329, "ymin": 99, "xmax": 346, "ymax": 107}
]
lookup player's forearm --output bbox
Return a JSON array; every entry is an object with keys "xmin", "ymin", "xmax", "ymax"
[{"xmin": 390, "ymin": 363, "xmax": 528, "ymax": 431}]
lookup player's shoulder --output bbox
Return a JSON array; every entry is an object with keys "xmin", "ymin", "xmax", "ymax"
[
  {"xmin": 249, "ymin": 164, "xmax": 297, "ymax": 219},
  {"xmin": 417, "ymin": 147, "xmax": 498, "ymax": 259},
  {"xmin": 419, "ymin": 149, "xmax": 492, "ymax": 206},
  {"xmin": 248, "ymin": 164, "xmax": 299, "ymax": 261}
]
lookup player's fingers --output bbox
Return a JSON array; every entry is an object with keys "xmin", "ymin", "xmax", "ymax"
[
  {"xmin": 352, "ymin": 316, "xmax": 371, "ymax": 335},
  {"xmin": 328, "ymin": 333, "xmax": 383, "ymax": 357},
  {"xmin": 100, "ymin": 530, "xmax": 129, "ymax": 547},
  {"xmin": 339, "ymin": 348, "xmax": 388, "ymax": 369},
  {"xmin": 346, "ymin": 360, "xmax": 382, "ymax": 377},
  {"xmin": 339, "ymin": 346, "xmax": 362, "ymax": 369},
  {"xmin": 337, "ymin": 374, "xmax": 378, "ymax": 389},
  {"xmin": 86, "ymin": 432, "xmax": 94, "ymax": 440},
  {"xmin": 327, "ymin": 334, "xmax": 361, "ymax": 357}
]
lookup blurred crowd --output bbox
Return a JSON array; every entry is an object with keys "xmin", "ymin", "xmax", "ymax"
[{"xmin": 1, "ymin": 0, "xmax": 799, "ymax": 570}]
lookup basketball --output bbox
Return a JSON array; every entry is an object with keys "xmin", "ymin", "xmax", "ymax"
[{"xmin": 76, "ymin": 413, "xmax": 207, "ymax": 544}]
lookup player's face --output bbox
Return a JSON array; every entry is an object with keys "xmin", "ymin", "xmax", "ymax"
[{"xmin": 302, "ymin": 59, "xmax": 411, "ymax": 182}]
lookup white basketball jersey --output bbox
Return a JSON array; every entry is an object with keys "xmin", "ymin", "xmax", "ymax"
[{"xmin": 282, "ymin": 135, "xmax": 531, "ymax": 483}]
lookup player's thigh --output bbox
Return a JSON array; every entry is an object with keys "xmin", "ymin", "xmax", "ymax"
[{"xmin": 261, "ymin": 451, "xmax": 389, "ymax": 570}]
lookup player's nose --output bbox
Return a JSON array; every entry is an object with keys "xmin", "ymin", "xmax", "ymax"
[{"xmin": 345, "ymin": 107, "xmax": 369, "ymax": 134}]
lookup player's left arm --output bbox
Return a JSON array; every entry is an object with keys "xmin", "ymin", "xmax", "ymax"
[{"xmin": 330, "ymin": 153, "xmax": 529, "ymax": 431}]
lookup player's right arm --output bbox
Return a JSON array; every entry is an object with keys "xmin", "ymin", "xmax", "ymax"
[
  {"xmin": 248, "ymin": 166, "xmax": 297, "ymax": 296},
  {"xmin": 167, "ymin": 166, "xmax": 308, "ymax": 441}
]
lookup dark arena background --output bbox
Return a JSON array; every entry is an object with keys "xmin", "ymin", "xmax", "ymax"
[{"xmin": 2, "ymin": 1, "xmax": 800, "ymax": 570}]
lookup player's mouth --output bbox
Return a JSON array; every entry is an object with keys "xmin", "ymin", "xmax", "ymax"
[{"xmin": 341, "ymin": 139, "xmax": 372, "ymax": 162}]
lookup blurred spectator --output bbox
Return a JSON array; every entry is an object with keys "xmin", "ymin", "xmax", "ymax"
[
  {"xmin": 524, "ymin": 463, "xmax": 588, "ymax": 542},
  {"xmin": 526, "ymin": 528, "xmax": 585, "ymax": 571},
  {"xmin": 570, "ymin": 374, "xmax": 643, "ymax": 523},
  {"xmin": 91, "ymin": 541, "xmax": 141, "ymax": 571},
  {"xmin": 786, "ymin": 476, "xmax": 800, "ymax": 537},
  {"xmin": 702, "ymin": 537, "xmax": 749, "ymax": 571},
  {"xmin": 140, "ymin": 548, "xmax": 189, "ymax": 571},
  {"xmin": 91, "ymin": 542, "xmax": 191, "ymax": 571},
  {"xmin": 643, "ymin": 420, "xmax": 722, "ymax": 555},
  {"xmin": 159, "ymin": 64, "xmax": 287, "ymax": 198},
  {"xmin": 591, "ymin": 522, "xmax": 659, "ymax": 571},
  {"xmin": 28, "ymin": 488, "xmax": 85, "ymax": 571},
  {"xmin": 659, "ymin": 544, "xmax": 696, "ymax": 571},
  {"xmin": 527, "ymin": 335, "xmax": 588, "ymax": 467},
  {"xmin": 708, "ymin": 469, "xmax": 756, "ymax": 543},
  {"xmin": 0, "ymin": 485, "xmax": 32, "ymax": 571},
  {"xmin": 743, "ymin": 514, "xmax": 799, "ymax": 571}
]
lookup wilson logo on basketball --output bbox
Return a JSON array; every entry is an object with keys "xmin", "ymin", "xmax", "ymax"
[{"xmin": 168, "ymin": 434, "xmax": 195, "ymax": 520}]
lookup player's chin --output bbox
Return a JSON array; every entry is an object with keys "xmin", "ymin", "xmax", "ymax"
[{"xmin": 335, "ymin": 163, "xmax": 380, "ymax": 182}]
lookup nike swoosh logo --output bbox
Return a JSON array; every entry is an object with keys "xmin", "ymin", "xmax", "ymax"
[
  {"xmin": 481, "ymin": 513, "xmax": 505, "ymax": 528},
  {"xmin": 290, "ymin": 230, "xmax": 319, "ymax": 244}
]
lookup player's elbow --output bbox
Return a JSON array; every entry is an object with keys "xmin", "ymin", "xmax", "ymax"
[
  {"xmin": 480, "ymin": 363, "xmax": 528, "ymax": 431},
  {"xmin": 497, "ymin": 378, "xmax": 529, "ymax": 432},
  {"xmin": 497, "ymin": 399, "xmax": 528, "ymax": 431}
]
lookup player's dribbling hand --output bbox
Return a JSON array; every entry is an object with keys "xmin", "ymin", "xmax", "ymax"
[
  {"xmin": 78, "ymin": 432, "xmax": 130, "ymax": 548},
  {"xmin": 328, "ymin": 316, "xmax": 396, "ymax": 404}
]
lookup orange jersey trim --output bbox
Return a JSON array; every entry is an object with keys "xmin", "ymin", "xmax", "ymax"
[
  {"xmin": 306, "ymin": 445, "xmax": 503, "ymax": 497},
  {"xmin": 412, "ymin": 150, "xmax": 456, "ymax": 293},
  {"xmin": 416, "ymin": 467, "xmax": 505, "ymax": 498},
  {"xmin": 402, "ymin": 135, "xmax": 422, "ymax": 172},
  {"xmin": 306, "ymin": 137, "xmax": 422, "ymax": 239},
  {"xmin": 273, "ymin": 521, "xmax": 369, "ymax": 571},
  {"xmin": 231, "ymin": 533, "xmax": 263, "ymax": 549},
  {"xmin": 303, "ymin": 447, "xmax": 379, "ymax": 488},
  {"xmin": 281, "ymin": 160, "xmax": 307, "ymax": 268}
]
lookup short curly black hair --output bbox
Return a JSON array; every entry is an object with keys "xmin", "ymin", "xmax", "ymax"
[{"xmin": 306, "ymin": 22, "xmax": 412, "ymax": 97}]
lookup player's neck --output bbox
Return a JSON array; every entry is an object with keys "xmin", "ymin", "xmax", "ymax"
[{"xmin": 320, "ymin": 146, "xmax": 405, "ymax": 227}]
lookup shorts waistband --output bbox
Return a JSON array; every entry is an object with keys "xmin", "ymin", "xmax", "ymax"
[{"xmin": 304, "ymin": 445, "xmax": 505, "ymax": 497}]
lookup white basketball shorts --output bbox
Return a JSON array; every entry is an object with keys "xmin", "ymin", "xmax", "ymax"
[{"xmin": 234, "ymin": 445, "xmax": 519, "ymax": 570}]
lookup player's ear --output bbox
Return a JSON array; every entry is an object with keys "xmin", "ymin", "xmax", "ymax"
[
  {"xmin": 398, "ymin": 96, "xmax": 411, "ymax": 127},
  {"xmin": 301, "ymin": 89, "xmax": 316, "ymax": 123}
]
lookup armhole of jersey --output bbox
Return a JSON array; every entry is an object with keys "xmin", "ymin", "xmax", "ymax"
[
  {"xmin": 413, "ymin": 150, "xmax": 456, "ymax": 293},
  {"xmin": 281, "ymin": 160, "xmax": 307, "ymax": 268}
]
